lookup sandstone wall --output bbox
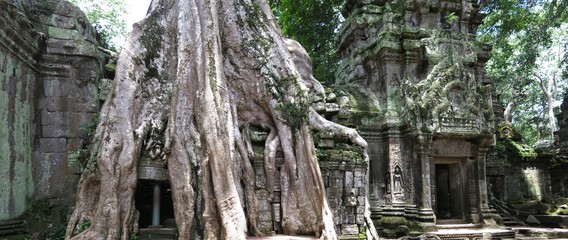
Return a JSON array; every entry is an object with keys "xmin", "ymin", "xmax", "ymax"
[
  {"xmin": 557, "ymin": 94, "xmax": 568, "ymax": 157},
  {"xmin": 31, "ymin": 0, "xmax": 104, "ymax": 203},
  {"xmin": 0, "ymin": 0, "xmax": 39, "ymax": 220},
  {"xmin": 0, "ymin": 0, "xmax": 105, "ymax": 220}
]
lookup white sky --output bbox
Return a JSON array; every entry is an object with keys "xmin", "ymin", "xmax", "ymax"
[
  {"xmin": 125, "ymin": 0, "xmax": 152, "ymax": 32},
  {"xmin": 110, "ymin": 0, "xmax": 151, "ymax": 48}
]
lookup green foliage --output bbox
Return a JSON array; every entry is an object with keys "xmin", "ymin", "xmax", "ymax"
[
  {"xmin": 82, "ymin": 114, "xmax": 99, "ymax": 140},
  {"xmin": 68, "ymin": 0, "xmax": 128, "ymax": 50},
  {"xmin": 76, "ymin": 220, "xmax": 91, "ymax": 234},
  {"xmin": 130, "ymin": 233, "xmax": 139, "ymax": 240},
  {"xmin": 41, "ymin": 224, "xmax": 67, "ymax": 240},
  {"xmin": 495, "ymin": 123, "xmax": 543, "ymax": 163},
  {"xmin": 23, "ymin": 199, "xmax": 70, "ymax": 240},
  {"xmin": 444, "ymin": 12, "xmax": 458, "ymax": 25},
  {"xmin": 479, "ymin": 0, "xmax": 568, "ymax": 144},
  {"xmin": 269, "ymin": 0, "xmax": 343, "ymax": 84},
  {"xmin": 276, "ymin": 102, "xmax": 308, "ymax": 129}
]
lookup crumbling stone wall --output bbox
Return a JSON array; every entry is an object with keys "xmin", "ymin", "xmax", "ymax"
[
  {"xmin": 336, "ymin": 0, "xmax": 496, "ymax": 235},
  {"xmin": 249, "ymin": 88, "xmax": 370, "ymax": 237},
  {"xmin": 557, "ymin": 94, "xmax": 568, "ymax": 160},
  {"xmin": 31, "ymin": 0, "xmax": 104, "ymax": 204},
  {"xmin": 0, "ymin": 0, "xmax": 39, "ymax": 220},
  {"xmin": 0, "ymin": 0, "xmax": 105, "ymax": 220}
]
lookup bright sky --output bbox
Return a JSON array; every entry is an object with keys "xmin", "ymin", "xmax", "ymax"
[
  {"xmin": 125, "ymin": 0, "xmax": 152, "ymax": 32},
  {"xmin": 110, "ymin": 0, "xmax": 151, "ymax": 48}
]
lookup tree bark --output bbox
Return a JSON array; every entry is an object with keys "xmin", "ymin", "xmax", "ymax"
[
  {"xmin": 535, "ymin": 73, "xmax": 557, "ymax": 139},
  {"xmin": 65, "ymin": 0, "xmax": 368, "ymax": 239}
]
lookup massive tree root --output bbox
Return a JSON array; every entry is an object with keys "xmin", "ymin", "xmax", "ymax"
[{"xmin": 65, "ymin": 0, "xmax": 369, "ymax": 239}]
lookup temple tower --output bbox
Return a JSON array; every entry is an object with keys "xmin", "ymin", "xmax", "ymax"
[{"xmin": 337, "ymin": 0, "xmax": 497, "ymax": 236}]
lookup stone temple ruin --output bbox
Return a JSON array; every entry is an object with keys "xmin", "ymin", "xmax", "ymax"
[
  {"xmin": 2, "ymin": 0, "xmax": 568, "ymax": 239},
  {"xmin": 333, "ymin": 0, "xmax": 500, "ymax": 236}
]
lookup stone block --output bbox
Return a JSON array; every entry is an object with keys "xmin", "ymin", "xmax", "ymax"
[
  {"xmin": 272, "ymin": 203, "xmax": 281, "ymax": 222},
  {"xmin": 41, "ymin": 110, "xmax": 68, "ymax": 126},
  {"xmin": 48, "ymin": 14, "xmax": 78, "ymax": 29},
  {"xmin": 343, "ymin": 195, "xmax": 358, "ymax": 207},
  {"xmin": 256, "ymin": 189, "xmax": 269, "ymax": 200},
  {"xmin": 317, "ymin": 138, "xmax": 334, "ymax": 149},
  {"xmin": 69, "ymin": 101, "xmax": 99, "ymax": 113},
  {"xmin": 341, "ymin": 224, "xmax": 359, "ymax": 235},
  {"xmin": 43, "ymin": 79, "xmax": 69, "ymax": 97},
  {"xmin": 343, "ymin": 187, "xmax": 353, "ymax": 196},
  {"xmin": 39, "ymin": 62, "xmax": 73, "ymax": 78},
  {"xmin": 67, "ymin": 137, "xmax": 84, "ymax": 151},
  {"xmin": 33, "ymin": 152, "xmax": 70, "ymax": 198},
  {"xmin": 329, "ymin": 178, "xmax": 343, "ymax": 188},
  {"xmin": 312, "ymin": 101, "xmax": 325, "ymax": 112},
  {"xmin": 48, "ymin": 26, "xmax": 82, "ymax": 40},
  {"xmin": 45, "ymin": 96, "xmax": 68, "ymax": 112},
  {"xmin": 357, "ymin": 206, "xmax": 365, "ymax": 214},
  {"xmin": 354, "ymin": 171, "xmax": 364, "ymax": 187},
  {"xmin": 258, "ymin": 198, "xmax": 271, "ymax": 212},
  {"xmin": 325, "ymin": 103, "xmax": 340, "ymax": 113},
  {"xmin": 46, "ymin": 38, "xmax": 98, "ymax": 56},
  {"xmin": 330, "ymin": 170, "xmax": 342, "ymax": 178},
  {"xmin": 356, "ymin": 215, "xmax": 365, "ymax": 224},
  {"xmin": 249, "ymin": 130, "xmax": 268, "ymax": 142},
  {"xmin": 342, "ymin": 214, "xmax": 356, "ymax": 224},
  {"xmin": 255, "ymin": 173, "xmax": 266, "ymax": 189},
  {"xmin": 76, "ymin": 67, "xmax": 97, "ymax": 81},
  {"xmin": 344, "ymin": 171, "xmax": 353, "ymax": 188},
  {"xmin": 42, "ymin": 124, "xmax": 70, "ymax": 138},
  {"xmin": 357, "ymin": 197, "xmax": 366, "ymax": 205},
  {"xmin": 68, "ymin": 83, "xmax": 98, "ymax": 104},
  {"xmin": 39, "ymin": 138, "xmax": 67, "ymax": 153},
  {"xmin": 69, "ymin": 112, "xmax": 96, "ymax": 129}
]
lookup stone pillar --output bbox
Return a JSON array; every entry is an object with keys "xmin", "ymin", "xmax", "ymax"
[
  {"xmin": 478, "ymin": 146, "xmax": 501, "ymax": 225},
  {"xmin": 152, "ymin": 184, "xmax": 161, "ymax": 227},
  {"xmin": 417, "ymin": 135, "xmax": 435, "ymax": 227},
  {"xmin": 387, "ymin": 129, "xmax": 404, "ymax": 204},
  {"xmin": 477, "ymin": 147, "xmax": 490, "ymax": 211}
]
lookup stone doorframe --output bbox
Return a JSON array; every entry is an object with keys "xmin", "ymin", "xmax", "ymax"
[{"xmin": 432, "ymin": 157, "xmax": 468, "ymax": 220}]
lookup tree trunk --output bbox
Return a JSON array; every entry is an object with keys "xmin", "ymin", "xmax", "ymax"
[
  {"xmin": 503, "ymin": 76, "xmax": 521, "ymax": 124},
  {"xmin": 65, "ymin": 0, "xmax": 368, "ymax": 239},
  {"xmin": 535, "ymin": 73, "xmax": 557, "ymax": 139}
]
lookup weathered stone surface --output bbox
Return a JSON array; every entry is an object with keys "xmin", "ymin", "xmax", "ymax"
[
  {"xmin": 336, "ymin": 0, "xmax": 495, "ymax": 235},
  {"xmin": 0, "ymin": 0, "xmax": 104, "ymax": 222},
  {"xmin": 0, "ymin": 0, "xmax": 38, "ymax": 221},
  {"xmin": 43, "ymin": 79, "xmax": 69, "ymax": 97},
  {"xmin": 39, "ymin": 138, "xmax": 67, "ymax": 153}
]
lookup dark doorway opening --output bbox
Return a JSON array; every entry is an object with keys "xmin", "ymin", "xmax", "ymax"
[
  {"xmin": 135, "ymin": 180, "xmax": 175, "ymax": 228},
  {"xmin": 435, "ymin": 163, "xmax": 464, "ymax": 220},
  {"xmin": 436, "ymin": 164, "xmax": 451, "ymax": 219}
]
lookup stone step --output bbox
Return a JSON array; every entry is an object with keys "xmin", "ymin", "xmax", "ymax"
[
  {"xmin": 436, "ymin": 223, "xmax": 481, "ymax": 229},
  {"xmin": 137, "ymin": 227, "xmax": 177, "ymax": 240},
  {"xmin": 247, "ymin": 235, "xmax": 317, "ymax": 239},
  {"xmin": 0, "ymin": 219, "xmax": 27, "ymax": 238},
  {"xmin": 503, "ymin": 220, "xmax": 522, "ymax": 226}
]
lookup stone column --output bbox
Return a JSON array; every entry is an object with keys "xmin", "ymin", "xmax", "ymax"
[
  {"xmin": 387, "ymin": 129, "xmax": 404, "ymax": 204},
  {"xmin": 477, "ymin": 146, "xmax": 500, "ymax": 225},
  {"xmin": 417, "ymin": 135, "xmax": 435, "ymax": 227},
  {"xmin": 418, "ymin": 135, "xmax": 433, "ymax": 210},
  {"xmin": 152, "ymin": 183, "xmax": 161, "ymax": 226},
  {"xmin": 477, "ymin": 147, "xmax": 490, "ymax": 212}
]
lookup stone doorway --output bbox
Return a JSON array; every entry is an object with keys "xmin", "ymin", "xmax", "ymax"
[
  {"xmin": 434, "ymin": 162, "xmax": 465, "ymax": 220},
  {"xmin": 135, "ymin": 181, "xmax": 175, "ymax": 228}
]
